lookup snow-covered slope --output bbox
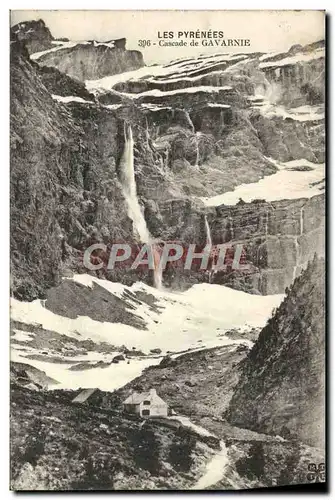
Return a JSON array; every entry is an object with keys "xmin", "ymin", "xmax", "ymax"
[
  {"xmin": 86, "ymin": 53, "xmax": 248, "ymax": 92},
  {"xmin": 200, "ymin": 158, "xmax": 325, "ymax": 206},
  {"xmin": 11, "ymin": 275, "xmax": 284, "ymax": 390},
  {"xmin": 12, "ymin": 275, "xmax": 283, "ymax": 352}
]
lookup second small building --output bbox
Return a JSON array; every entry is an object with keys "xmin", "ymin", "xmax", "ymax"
[{"xmin": 122, "ymin": 388, "xmax": 168, "ymax": 418}]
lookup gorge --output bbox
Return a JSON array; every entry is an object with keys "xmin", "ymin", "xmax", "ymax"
[{"xmin": 10, "ymin": 16, "xmax": 325, "ymax": 491}]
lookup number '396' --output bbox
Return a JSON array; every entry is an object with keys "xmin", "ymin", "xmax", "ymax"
[{"xmin": 138, "ymin": 40, "xmax": 151, "ymax": 48}]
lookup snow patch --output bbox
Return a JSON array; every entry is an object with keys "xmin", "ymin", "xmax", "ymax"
[
  {"xmin": 141, "ymin": 103, "xmax": 172, "ymax": 112},
  {"xmin": 259, "ymin": 51, "xmax": 285, "ymax": 62},
  {"xmin": 86, "ymin": 52, "xmax": 246, "ymax": 93},
  {"xmin": 93, "ymin": 40, "xmax": 115, "ymax": 48},
  {"xmin": 11, "ymin": 348, "xmax": 160, "ymax": 391},
  {"xmin": 121, "ymin": 85, "xmax": 232, "ymax": 100},
  {"xmin": 31, "ymin": 41, "xmax": 90, "ymax": 60},
  {"xmin": 259, "ymin": 48, "xmax": 325, "ymax": 69},
  {"xmin": 103, "ymin": 104, "xmax": 123, "ymax": 110},
  {"xmin": 200, "ymin": 159, "xmax": 325, "ymax": 206},
  {"xmin": 52, "ymin": 94, "xmax": 94, "ymax": 105},
  {"xmin": 11, "ymin": 277, "xmax": 283, "ymax": 354},
  {"xmin": 11, "ymin": 330, "xmax": 35, "ymax": 342},
  {"xmin": 254, "ymin": 101, "xmax": 324, "ymax": 122},
  {"xmin": 206, "ymin": 103, "xmax": 231, "ymax": 109}
]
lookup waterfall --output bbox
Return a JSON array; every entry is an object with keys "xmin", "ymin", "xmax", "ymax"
[
  {"xmin": 204, "ymin": 215, "xmax": 213, "ymax": 283},
  {"xmin": 185, "ymin": 110, "xmax": 195, "ymax": 133},
  {"xmin": 145, "ymin": 117, "xmax": 150, "ymax": 147},
  {"xmin": 205, "ymin": 215, "xmax": 212, "ymax": 247},
  {"xmin": 292, "ymin": 236, "xmax": 299, "ymax": 281},
  {"xmin": 153, "ymin": 248, "xmax": 163, "ymax": 289},
  {"xmin": 184, "ymin": 111, "xmax": 199, "ymax": 166},
  {"xmin": 292, "ymin": 207, "xmax": 304, "ymax": 281},
  {"xmin": 194, "ymin": 132, "xmax": 200, "ymax": 167},
  {"xmin": 300, "ymin": 207, "xmax": 304, "ymax": 235},
  {"xmin": 292, "ymin": 266, "xmax": 297, "ymax": 281},
  {"xmin": 119, "ymin": 124, "xmax": 150, "ymax": 243},
  {"xmin": 119, "ymin": 123, "xmax": 162, "ymax": 288}
]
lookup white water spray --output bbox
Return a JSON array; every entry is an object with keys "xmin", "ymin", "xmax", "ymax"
[
  {"xmin": 204, "ymin": 215, "xmax": 213, "ymax": 283},
  {"xmin": 229, "ymin": 216, "xmax": 235, "ymax": 240},
  {"xmin": 292, "ymin": 236, "xmax": 299, "ymax": 281},
  {"xmin": 119, "ymin": 123, "xmax": 163, "ymax": 288},
  {"xmin": 185, "ymin": 110, "xmax": 195, "ymax": 133},
  {"xmin": 153, "ymin": 252, "xmax": 163, "ymax": 289},
  {"xmin": 204, "ymin": 215, "xmax": 212, "ymax": 248},
  {"xmin": 185, "ymin": 111, "xmax": 200, "ymax": 166},
  {"xmin": 300, "ymin": 207, "xmax": 304, "ymax": 235},
  {"xmin": 194, "ymin": 132, "xmax": 200, "ymax": 167},
  {"xmin": 293, "ymin": 208, "xmax": 304, "ymax": 281}
]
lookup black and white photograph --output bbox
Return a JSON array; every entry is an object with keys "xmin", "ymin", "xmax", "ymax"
[{"xmin": 9, "ymin": 9, "xmax": 326, "ymax": 491}]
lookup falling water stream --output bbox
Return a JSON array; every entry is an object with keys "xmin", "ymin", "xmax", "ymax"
[
  {"xmin": 119, "ymin": 123, "xmax": 163, "ymax": 288},
  {"xmin": 185, "ymin": 111, "xmax": 200, "ymax": 166},
  {"xmin": 204, "ymin": 215, "xmax": 212, "ymax": 248},
  {"xmin": 194, "ymin": 132, "xmax": 200, "ymax": 167},
  {"xmin": 204, "ymin": 215, "xmax": 214, "ymax": 283},
  {"xmin": 300, "ymin": 206, "xmax": 304, "ymax": 235}
]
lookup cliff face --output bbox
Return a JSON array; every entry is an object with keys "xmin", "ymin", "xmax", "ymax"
[
  {"xmin": 226, "ymin": 256, "xmax": 325, "ymax": 448},
  {"xmin": 11, "ymin": 20, "xmax": 144, "ymax": 82},
  {"xmin": 144, "ymin": 194, "xmax": 324, "ymax": 294},
  {"xmin": 31, "ymin": 41, "xmax": 144, "ymax": 81},
  {"xmin": 260, "ymin": 41, "xmax": 325, "ymax": 108},
  {"xmin": 10, "ymin": 43, "xmax": 133, "ymax": 300},
  {"xmin": 10, "ymin": 27, "xmax": 325, "ymax": 299},
  {"xmin": 208, "ymin": 194, "xmax": 325, "ymax": 294}
]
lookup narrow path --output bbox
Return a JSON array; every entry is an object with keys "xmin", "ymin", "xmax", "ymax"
[
  {"xmin": 192, "ymin": 440, "xmax": 230, "ymax": 490},
  {"xmin": 167, "ymin": 415, "xmax": 215, "ymax": 437},
  {"xmin": 169, "ymin": 415, "xmax": 238, "ymax": 490}
]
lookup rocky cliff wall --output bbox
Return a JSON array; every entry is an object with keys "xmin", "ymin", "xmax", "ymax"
[
  {"xmin": 149, "ymin": 193, "xmax": 325, "ymax": 294},
  {"xmin": 226, "ymin": 256, "xmax": 325, "ymax": 449},
  {"xmin": 260, "ymin": 41, "xmax": 325, "ymax": 107},
  {"xmin": 10, "ymin": 32, "xmax": 325, "ymax": 300},
  {"xmin": 209, "ymin": 194, "xmax": 325, "ymax": 294},
  {"xmin": 34, "ymin": 44, "xmax": 144, "ymax": 81},
  {"xmin": 11, "ymin": 20, "xmax": 145, "ymax": 81},
  {"xmin": 10, "ymin": 43, "xmax": 134, "ymax": 300}
]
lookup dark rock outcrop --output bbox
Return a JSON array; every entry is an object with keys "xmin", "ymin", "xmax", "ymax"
[
  {"xmin": 10, "ymin": 43, "xmax": 131, "ymax": 300},
  {"xmin": 11, "ymin": 19, "xmax": 54, "ymax": 54},
  {"xmin": 226, "ymin": 256, "xmax": 325, "ymax": 448},
  {"xmin": 250, "ymin": 111, "xmax": 325, "ymax": 163},
  {"xmin": 10, "ymin": 361, "xmax": 58, "ymax": 388},
  {"xmin": 37, "ymin": 64, "xmax": 95, "ymax": 100}
]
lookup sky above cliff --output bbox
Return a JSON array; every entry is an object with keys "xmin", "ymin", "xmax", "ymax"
[{"xmin": 11, "ymin": 10, "xmax": 325, "ymax": 65}]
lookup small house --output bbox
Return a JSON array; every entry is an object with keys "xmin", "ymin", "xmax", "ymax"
[
  {"xmin": 122, "ymin": 388, "xmax": 168, "ymax": 418},
  {"xmin": 72, "ymin": 388, "xmax": 97, "ymax": 404}
]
